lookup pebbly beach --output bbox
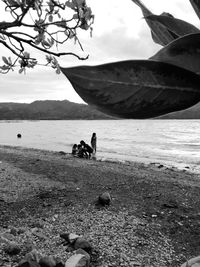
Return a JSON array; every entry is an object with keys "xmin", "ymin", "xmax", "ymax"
[{"xmin": 0, "ymin": 145, "xmax": 200, "ymax": 267}]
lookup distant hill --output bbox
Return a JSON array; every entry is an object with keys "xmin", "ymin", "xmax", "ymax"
[
  {"xmin": 0, "ymin": 100, "xmax": 200, "ymax": 120},
  {"xmin": 159, "ymin": 102, "xmax": 200, "ymax": 119},
  {"xmin": 0, "ymin": 100, "xmax": 115, "ymax": 120}
]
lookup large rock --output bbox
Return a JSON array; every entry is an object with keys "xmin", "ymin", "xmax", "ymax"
[
  {"xmin": 39, "ymin": 256, "xmax": 57, "ymax": 267},
  {"xmin": 75, "ymin": 249, "xmax": 90, "ymax": 262},
  {"xmin": 98, "ymin": 192, "xmax": 111, "ymax": 206},
  {"xmin": 74, "ymin": 237, "xmax": 92, "ymax": 253},
  {"xmin": 4, "ymin": 241, "xmax": 21, "ymax": 255},
  {"xmin": 181, "ymin": 256, "xmax": 200, "ymax": 267},
  {"xmin": 65, "ymin": 254, "xmax": 89, "ymax": 267}
]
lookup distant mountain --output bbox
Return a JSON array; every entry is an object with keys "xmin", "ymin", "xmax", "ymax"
[
  {"xmin": 0, "ymin": 100, "xmax": 200, "ymax": 120},
  {"xmin": 0, "ymin": 100, "xmax": 115, "ymax": 120},
  {"xmin": 159, "ymin": 102, "xmax": 200, "ymax": 119}
]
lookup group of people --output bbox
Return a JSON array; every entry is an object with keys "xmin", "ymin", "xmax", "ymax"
[{"xmin": 72, "ymin": 133, "xmax": 97, "ymax": 159}]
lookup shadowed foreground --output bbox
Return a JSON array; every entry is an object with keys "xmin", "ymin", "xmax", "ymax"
[{"xmin": 0, "ymin": 146, "xmax": 200, "ymax": 267}]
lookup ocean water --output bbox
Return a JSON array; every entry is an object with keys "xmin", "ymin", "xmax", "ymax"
[{"xmin": 0, "ymin": 120, "xmax": 200, "ymax": 172}]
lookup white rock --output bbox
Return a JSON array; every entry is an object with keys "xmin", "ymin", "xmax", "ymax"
[
  {"xmin": 68, "ymin": 233, "xmax": 80, "ymax": 244},
  {"xmin": 181, "ymin": 256, "xmax": 200, "ymax": 267},
  {"xmin": 65, "ymin": 254, "xmax": 89, "ymax": 267}
]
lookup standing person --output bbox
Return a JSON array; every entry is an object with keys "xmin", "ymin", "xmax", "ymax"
[{"xmin": 91, "ymin": 133, "xmax": 97, "ymax": 153}]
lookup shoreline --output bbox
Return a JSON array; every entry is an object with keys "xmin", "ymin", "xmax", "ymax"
[
  {"xmin": 0, "ymin": 145, "xmax": 200, "ymax": 266},
  {"xmin": 0, "ymin": 144, "xmax": 196, "ymax": 175}
]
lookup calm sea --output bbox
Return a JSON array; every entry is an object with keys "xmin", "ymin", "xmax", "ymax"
[{"xmin": 0, "ymin": 120, "xmax": 200, "ymax": 172}]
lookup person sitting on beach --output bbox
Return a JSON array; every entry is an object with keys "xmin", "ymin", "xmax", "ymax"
[
  {"xmin": 91, "ymin": 132, "xmax": 97, "ymax": 153},
  {"xmin": 80, "ymin": 140, "xmax": 93, "ymax": 159},
  {"xmin": 72, "ymin": 144, "xmax": 78, "ymax": 156},
  {"xmin": 77, "ymin": 144, "xmax": 84, "ymax": 158}
]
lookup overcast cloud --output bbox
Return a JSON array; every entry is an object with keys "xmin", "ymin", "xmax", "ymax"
[{"xmin": 0, "ymin": 0, "xmax": 199, "ymax": 103}]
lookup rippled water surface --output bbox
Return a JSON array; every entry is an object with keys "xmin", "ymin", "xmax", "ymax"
[{"xmin": 1, "ymin": 120, "xmax": 200, "ymax": 172}]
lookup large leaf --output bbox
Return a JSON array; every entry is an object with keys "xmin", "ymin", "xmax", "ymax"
[
  {"xmin": 150, "ymin": 33, "xmax": 200, "ymax": 75},
  {"xmin": 60, "ymin": 60, "xmax": 200, "ymax": 119},
  {"xmin": 146, "ymin": 15, "xmax": 199, "ymax": 37},
  {"xmin": 190, "ymin": 0, "xmax": 200, "ymax": 20},
  {"xmin": 131, "ymin": 0, "xmax": 178, "ymax": 46}
]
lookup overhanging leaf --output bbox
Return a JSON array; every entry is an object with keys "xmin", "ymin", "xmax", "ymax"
[
  {"xmin": 60, "ymin": 60, "xmax": 200, "ymax": 119},
  {"xmin": 150, "ymin": 33, "xmax": 200, "ymax": 75},
  {"xmin": 190, "ymin": 0, "xmax": 200, "ymax": 20},
  {"xmin": 146, "ymin": 15, "xmax": 199, "ymax": 37},
  {"xmin": 131, "ymin": 0, "xmax": 178, "ymax": 46}
]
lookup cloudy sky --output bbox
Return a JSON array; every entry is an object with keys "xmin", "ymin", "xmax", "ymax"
[{"xmin": 0, "ymin": 0, "xmax": 199, "ymax": 103}]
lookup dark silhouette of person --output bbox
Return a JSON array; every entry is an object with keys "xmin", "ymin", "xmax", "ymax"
[
  {"xmin": 80, "ymin": 140, "xmax": 93, "ymax": 159},
  {"xmin": 91, "ymin": 132, "xmax": 97, "ymax": 153},
  {"xmin": 72, "ymin": 144, "xmax": 78, "ymax": 156}
]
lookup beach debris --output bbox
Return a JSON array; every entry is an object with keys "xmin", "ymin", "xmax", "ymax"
[
  {"xmin": 74, "ymin": 237, "xmax": 92, "ymax": 253},
  {"xmin": 64, "ymin": 253, "xmax": 90, "ymax": 267},
  {"xmin": 161, "ymin": 200, "xmax": 178, "ymax": 209},
  {"xmin": 157, "ymin": 164, "xmax": 164, "ymax": 169},
  {"xmin": 181, "ymin": 256, "xmax": 200, "ymax": 267},
  {"xmin": 60, "ymin": 233, "xmax": 79, "ymax": 244},
  {"xmin": 4, "ymin": 241, "xmax": 21, "ymax": 255},
  {"xmin": 98, "ymin": 192, "xmax": 111, "ymax": 206},
  {"xmin": 39, "ymin": 256, "xmax": 57, "ymax": 267}
]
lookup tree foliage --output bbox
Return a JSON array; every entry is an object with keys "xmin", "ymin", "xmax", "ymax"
[
  {"xmin": 0, "ymin": 0, "xmax": 94, "ymax": 74},
  {"xmin": 61, "ymin": 0, "xmax": 200, "ymax": 119}
]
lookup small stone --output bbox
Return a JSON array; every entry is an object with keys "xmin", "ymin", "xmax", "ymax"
[
  {"xmin": 181, "ymin": 256, "xmax": 200, "ymax": 267},
  {"xmin": 39, "ymin": 256, "xmax": 57, "ymax": 267},
  {"xmin": 31, "ymin": 220, "xmax": 44, "ymax": 229},
  {"xmin": 74, "ymin": 237, "xmax": 92, "ymax": 253},
  {"xmin": 1, "ymin": 232, "xmax": 15, "ymax": 241},
  {"xmin": 10, "ymin": 227, "xmax": 18, "ymax": 236},
  {"xmin": 98, "ymin": 192, "xmax": 111, "ymax": 206},
  {"xmin": 17, "ymin": 227, "xmax": 26, "ymax": 234},
  {"xmin": 4, "ymin": 241, "xmax": 21, "ymax": 255},
  {"xmin": 65, "ymin": 254, "xmax": 89, "ymax": 267},
  {"xmin": 32, "ymin": 229, "xmax": 47, "ymax": 240},
  {"xmin": 60, "ymin": 233, "xmax": 79, "ymax": 244}
]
